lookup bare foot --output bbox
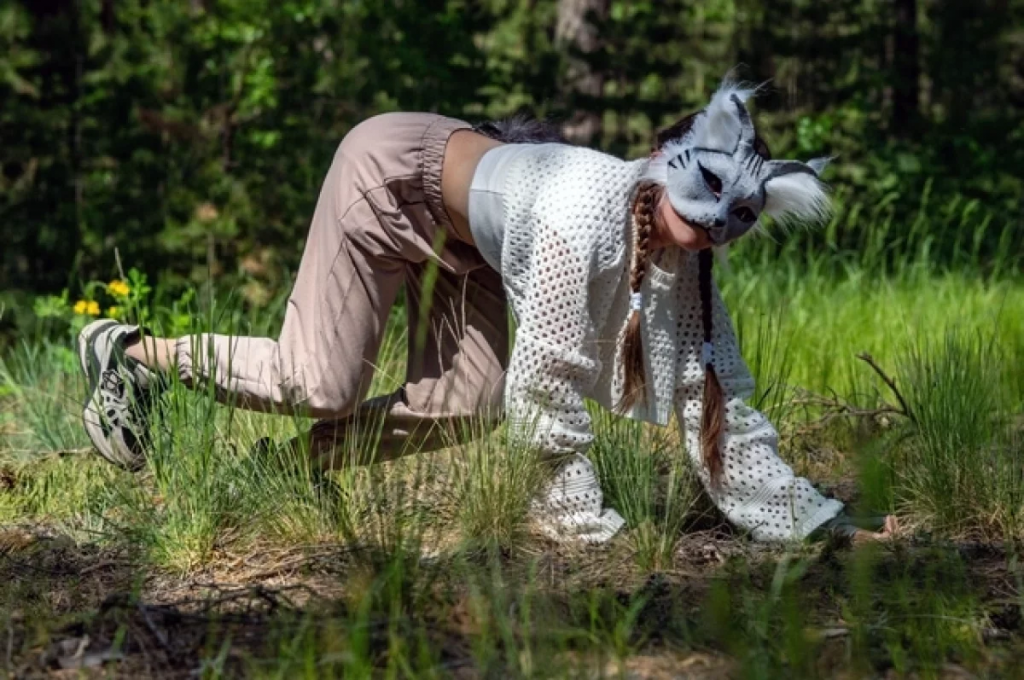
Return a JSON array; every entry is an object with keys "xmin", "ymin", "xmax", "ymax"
[{"xmin": 851, "ymin": 515, "xmax": 900, "ymax": 546}]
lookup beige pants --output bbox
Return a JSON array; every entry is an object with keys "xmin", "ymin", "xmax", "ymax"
[{"xmin": 176, "ymin": 113, "xmax": 509, "ymax": 468}]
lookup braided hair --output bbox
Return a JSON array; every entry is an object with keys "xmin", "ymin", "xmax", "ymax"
[
  {"xmin": 616, "ymin": 181, "xmax": 658, "ymax": 411},
  {"xmin": 619, "ymin": 111, "xmax": 772, "ymax": 486},
  {"xmin": 697, "ymin": 247, "xmax": 725, "ymax": 486}
]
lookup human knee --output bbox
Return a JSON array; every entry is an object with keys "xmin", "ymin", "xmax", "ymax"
[
  {"xmin": 402, "ymin": 371, "xmax": 506, "ymax": 424},
  {"xmin": 475, "ymin": 375, "xmax": 507, "ymax": 421},
  {"xmin": 453, "ymin": 373, "xmax": 507, "ymax": 426},
  {"xmin": 299, "ymin": 374, "xmax": 367, "ymax": 420}
]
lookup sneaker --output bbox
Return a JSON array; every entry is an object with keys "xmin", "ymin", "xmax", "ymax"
[{"xmin": 78, "ymin": 320, "xmax": 165, "ymax": 470}]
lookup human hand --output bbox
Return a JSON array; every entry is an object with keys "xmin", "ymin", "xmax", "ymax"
[{"xmin": 851, "ymin": 515, "xmax": 900, "ymax": 546}]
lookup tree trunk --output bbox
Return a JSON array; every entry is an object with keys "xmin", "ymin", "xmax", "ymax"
[
  {"xmin": 72, "ymin": 0, "xmax": 83, "ymax": 235},
  {"xmin": 101, "ymin": 0, "xmax": 115, "ymax": 33},
  {"xmin": 556, "ymin": 0, "xmax": 610, "ymax": 145},
  {"xmin": 891, "ymin": 0, "xmax": 920, "ymax": 136}
]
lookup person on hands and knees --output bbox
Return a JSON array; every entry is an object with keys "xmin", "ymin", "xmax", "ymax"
[{"xmin": 78, "ymin": 79, "xmax": 896, "ymax": 546}]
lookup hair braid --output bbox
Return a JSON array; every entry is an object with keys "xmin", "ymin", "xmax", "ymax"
[
  {"xmin": 640, "ymin": 106, "xmax": 770, "ymax": 484},
  {"xmin": 697, "ymin": 248, "xmax": 725, "ymax": 486},
  {"xmin": 617, "ymin": 182, "xmax": 660, "ymax": 412}
]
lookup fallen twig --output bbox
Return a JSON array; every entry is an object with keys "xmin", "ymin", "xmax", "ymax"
[
  {"xmin": 79, "ymin": 559, "xmax": 133, "ymax": 576},
  {"xmin": 791, "ymin": 388, "xmax": 905, "ymax": 436},
  {"xmin": 786, "ymin": 352, "xmax": 915, "ymax": 438},
  {"xmin": 856, "ymin": 352, "xmax": 914, "ymax": 422}
]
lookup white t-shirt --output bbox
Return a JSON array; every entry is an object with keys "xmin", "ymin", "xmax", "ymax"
[{"xmin": 467, "ymin": 143, "xmax": 562, "ymax": 271}]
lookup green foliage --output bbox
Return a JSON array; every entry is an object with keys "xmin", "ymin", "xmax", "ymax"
[
  {"xmin": 2, "ymin": 0, "xmax": 1022, "ymax": 333},
  {"xmin": 891, "ymin": 327, "xmax": 1024, "ymax": 538},
  {"xmin": 702, "ymin": 556, "xmax": 819, "ymax": 678},
  {"xmin": 588, "ymin": 409, "xmax": 702, "ymax": 571},
  {"xmin": 3, "ymin": 263, "xmax": 1024, "ymax": 674},
  {"xmin": 0, "ymin": 339, "xmax": 90, "ymax": 457},
  {"xmin": 840, "ymin": 545, "xmax": 986, "ymax": 676},
  {"xmin": 449, "ymin": 423, "xmax": 548, "ymax": 552},
  {"xmin": 0, "ymin": 0, "xmax": 494, "ymax": 316},
  {"xmin": 2, "ymin": 3, "xmax": 1024, "ymax": 672}
]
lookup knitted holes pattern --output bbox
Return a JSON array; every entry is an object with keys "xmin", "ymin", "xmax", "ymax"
[
  {"xmin": 488, "ymin": 143, "xmax": 842, "ymax": 542},
  {"xmin": 500, "ymin": 146, "xmax": 642, "ymax": 538},
  {"xmin": 717, "ymin": 402, "xmax": 842, "ymax": 541},
  {"xmin": 674, "ymin": 255, "xmax": 842, "ymax": 540},
  {"xmin": 534, "ymin": 453, "xmax": 625, "ymax": 543}
]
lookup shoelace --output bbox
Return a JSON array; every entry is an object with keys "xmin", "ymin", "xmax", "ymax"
[
  {"xmin": 99, "ymin": 367, "xmax": 156, "ymax": 431},
  {"xmin": 100, "ymin": 369, "xmax": 126, "ymax": 400}
]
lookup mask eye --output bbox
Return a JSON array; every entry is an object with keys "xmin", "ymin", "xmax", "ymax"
[
  {"xmin": 698, "ymin": 163, "xmax": 722, "ymax": 199},
  {"xmin": 733, "ymin": 207, "xmax": 757, "ymax": 224}
]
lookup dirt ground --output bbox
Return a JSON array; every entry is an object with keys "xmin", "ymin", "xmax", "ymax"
[{"xmin": 4, "ymin": 519, "xmax": 1024, "ymax": 678}]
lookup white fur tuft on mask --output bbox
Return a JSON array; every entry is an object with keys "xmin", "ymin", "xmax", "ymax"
[
  {"xmin": 807, "ymin": 156, "xmax": 833, "ymax": 175},
  {"xmin": 690, "ymin": 80, "xmax": 758, "ymax": 151},
  {"xmin": 762, "ymin": 172, "xmax": 831, "ymax": 226},
  {"xmin": 642, "ymin": 152, "xmax": 670, "ymax": 186}
]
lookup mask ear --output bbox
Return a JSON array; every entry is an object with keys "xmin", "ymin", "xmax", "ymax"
[
  {"xmin": 642, "ymin": 149, "xmax": 671, "ymax": 185},
  {"xmin": 690, "ymin": 80, "xmax": 757, "ymax": 151},
  {"xmin": 807, "ymin": 156, "xmax": 832, "ymax": 175},
  {"xmin": 762, "ymin": 160, "xmax": 831, "ymax": 226}
]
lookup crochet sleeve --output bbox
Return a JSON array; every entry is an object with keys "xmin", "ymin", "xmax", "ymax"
[
  {"xmin": 674, "ymin": 278, "xmax": 843, "ymax": 542},
  {"xmin": 505, "ymin": 227, "xmax": 598, "ymax": 456},
  {"xmin": 504, "ymin": 220, "xmax": 625, "ymax": 543}
]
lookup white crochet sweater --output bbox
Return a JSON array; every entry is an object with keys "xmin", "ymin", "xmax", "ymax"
[{"xmin": 497, "ymin": 144, "xmax": 844, "ymax": 543}]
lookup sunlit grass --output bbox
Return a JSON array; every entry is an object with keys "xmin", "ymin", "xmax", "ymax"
[
  {"xmin": 725, "ymin": 266, "xmax": 1024, "ymax": 403},
  {"xmin": 588, "ymin": 408, "xmax": 703, "ymax": 571},
  {"xmin": 3, "ymin": 193, "xmax": 1024, "ymax": 674}
]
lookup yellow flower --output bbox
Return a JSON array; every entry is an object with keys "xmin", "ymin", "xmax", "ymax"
[
  {"xmin": 74, "ymin": 300, "xmax": 100, "ymax": 316},
  {"xmin": 107, "ymin": 306, "xmax": 120, "ymax": 318},
  {"xmin": 108, "ymin": 280, "xmax": 130, "ymax": 297}
]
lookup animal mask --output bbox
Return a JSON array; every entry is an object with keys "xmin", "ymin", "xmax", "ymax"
[{"xmin": 644, "ymin": 82, "xmax": 831, "ymax": 245}]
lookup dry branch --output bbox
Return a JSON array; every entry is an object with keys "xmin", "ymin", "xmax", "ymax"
[
  {"xmin": 855, "ymin": 352, "xmax": 914, "ymax": 422},
  {"xmin": 789, "ymin": 352, "xmax": 914, "ymax": 437}
]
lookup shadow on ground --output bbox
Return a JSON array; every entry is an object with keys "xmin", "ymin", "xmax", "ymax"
[{"xmin": 3, "ymin": 525, "xmax": 1024, "ymax": 678}]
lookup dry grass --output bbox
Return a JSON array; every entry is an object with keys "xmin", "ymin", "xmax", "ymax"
[{"xmin": 2, "ymin": 264, "xmax": 1024, "ymax": 676}]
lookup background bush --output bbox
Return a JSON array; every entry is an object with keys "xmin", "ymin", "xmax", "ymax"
[{"xmin": 2, "ymin": 0, "xmax": 1022, "ymax": 337}]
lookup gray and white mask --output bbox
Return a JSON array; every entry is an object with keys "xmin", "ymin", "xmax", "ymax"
[{"xmin": 644, "ymin": 82, "xmax": 831, "ymax": 246}]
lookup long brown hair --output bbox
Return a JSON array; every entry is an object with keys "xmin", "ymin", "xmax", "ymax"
[
  {"xmin": 618, "ymin": 111, "xmax": 772, "ymax": 486},
  {"xmin": 697, "ymin": 247, "xmax": 725, "ymax": 486},
  {"xmin": 616, "ymin": 180, "xmax": 658, "ymax": 411}
]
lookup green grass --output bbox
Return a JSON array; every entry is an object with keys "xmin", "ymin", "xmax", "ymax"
[{"xmin": 3, "ymin": 198, "xmax": 1024, "ymax": 675}]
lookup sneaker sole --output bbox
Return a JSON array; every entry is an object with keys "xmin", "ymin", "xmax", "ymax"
[{"xmin": 78, "ymin": 319, "xmax": 139, "ymax": 470}]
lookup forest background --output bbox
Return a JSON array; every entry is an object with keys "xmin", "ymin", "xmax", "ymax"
[
  {"xmin": 3, "ymin": 3, "xmax": 1024, "ymax": 673},
  {"xmin": 2, "ymin": 0, "xmax": 1022, "ymax": 330}
]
